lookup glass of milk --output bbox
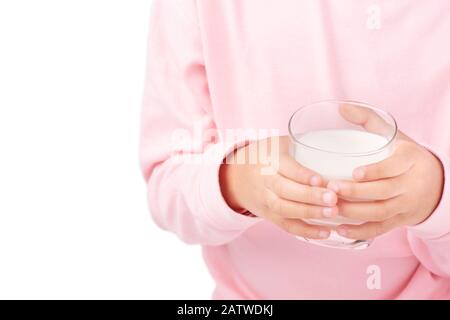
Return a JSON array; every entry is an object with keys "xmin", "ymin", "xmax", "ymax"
[{"xmin": 288, "ymin": 100, "xmax": 397, "ymax": 250}]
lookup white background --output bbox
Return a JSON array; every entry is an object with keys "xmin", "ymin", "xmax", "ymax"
[{"xmin": 0, "ymin": 0, "xmax": 214, "ymax": 299}]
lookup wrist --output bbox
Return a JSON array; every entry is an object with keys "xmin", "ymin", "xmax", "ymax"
[
  {"xmin": 428, "ymin": 150, "xmax": 445, "ymax": 212},
  {"xmin": 219, "ymin": 162, "xmax": 246, "ymax": 213}
]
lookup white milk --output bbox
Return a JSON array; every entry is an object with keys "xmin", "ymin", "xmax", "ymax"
[
  {"xmin": 294, "ymin": 129, "xmax": 390, "ymax": 181},
  {"xmin": 293, "ymin": 129, "xmax": 391, "ymax": 247}
]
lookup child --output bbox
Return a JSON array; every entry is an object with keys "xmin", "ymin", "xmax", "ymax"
[{"xmin": 140, "ymin": 0, "xmax": 450, "ymax": 299}]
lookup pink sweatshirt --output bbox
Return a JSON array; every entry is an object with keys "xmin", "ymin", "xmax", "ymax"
[{"xmin": 140, "ymin": 0, "xmax": 450, "ymax": 299}]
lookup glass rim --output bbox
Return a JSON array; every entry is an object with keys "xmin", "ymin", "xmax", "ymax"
[{"xmin": 288, "ymin": 99, "xmax": 398, "ymax": 157}]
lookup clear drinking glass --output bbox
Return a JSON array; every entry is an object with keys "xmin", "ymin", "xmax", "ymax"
[{"xmin": 288, "ymin": 100, "xmax": 397, "ymax": 249}]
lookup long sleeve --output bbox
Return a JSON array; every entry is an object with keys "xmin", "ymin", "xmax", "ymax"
[
  {"xmin": 139, "ymin": 0, "xmax": 260, "ymax": 246},
  {"xmin": 407, "ymin": 145, "xmax": 450, "ymax": 278}
]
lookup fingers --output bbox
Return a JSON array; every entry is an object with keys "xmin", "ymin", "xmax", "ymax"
[
  {"xmin": 264, "ymin": 189, "xmax": 338, "ymax": 219},
  {"xmin": 266, "ymin": 174, "xmax": 338, "ymax": 206},
  {"xmin": 336, "ymin": 215, "xmax": 404, "ymax": 240},
  {"xmin": 337, "ymin": 196, "xmax": 405, "ymax": 222},
  {"xmin": 277, "ymin": 153, "xmax": 324, "ymax": 187},
  {"xmin": 327, "ymin": 177, "xmax": 404, "ymax": 201},
  {"xmin": 352, "ymin": 141, "xmax": 417, "ymax": 182},
  {"xmin": 271, "ymin": 215, "xmax": 331, "ymax": 239}
]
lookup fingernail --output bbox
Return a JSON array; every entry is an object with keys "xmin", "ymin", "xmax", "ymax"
[
  {"xmin": 319, "ymin": 230, "xmax": 330, "ymax": 239},
  {"xmin": 337, "ymin": 228, "xmax": 348, "ymax": 237},
  {"xmin": 353, "ymin": 167, "xmax": 365, "ymax": 180},
  {"xmin": 327, "ymin": 181, "xmax": 340, "ymax": 193},
  {"xmin": 310, "ymin": 175, "xmax": 321, "ymax": 186},
  {"xmin": 322, "ymin": 207, "xmax": 335, "ymax": 218},
  {"xmin": 322, "ymin": 192, "xmax": 336, "ymax": 205}
]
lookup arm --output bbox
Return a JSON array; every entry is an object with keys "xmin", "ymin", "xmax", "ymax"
[
  {"xmin": 406, "ymin": 146, "xmax": 450, "ymax": 278},
  {"xmin": 139, "ymin": 0, "xmax": 259, "ymax": 246},
  {"xmin": 327, "ymin": 104, "xmax": 450, "ymax": 277}
]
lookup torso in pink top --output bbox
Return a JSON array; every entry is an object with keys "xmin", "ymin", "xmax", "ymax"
[{"xmin": 141, "ymin": 0, "xmax": 450, "ymax": 299}]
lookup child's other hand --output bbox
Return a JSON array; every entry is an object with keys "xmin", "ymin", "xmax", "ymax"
[
  {"xmin": 328, "ymin": 105, "xmax": 445, "ymax": 240},
  {"xmin": 220, "ymin": 137, "xmax": 337, "ymax": 239}
]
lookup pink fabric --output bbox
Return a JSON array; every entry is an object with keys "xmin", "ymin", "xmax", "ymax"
[{"xmin": 140, "ymin": 0, "xmax": 450, "ymax": 299}]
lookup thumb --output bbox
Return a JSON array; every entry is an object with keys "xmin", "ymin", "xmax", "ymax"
[{"xmin": 338, "ymin": 102, "xmax": 411, "ymax": 142}]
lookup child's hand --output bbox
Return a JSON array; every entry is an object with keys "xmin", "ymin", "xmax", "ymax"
[
  {"xmin": 220, "ymin": 137, "xmax": 337, "ymax": 239},
  {"xmin": 328, "ymin": 106, "xmax": 445, "ymax": 240}
]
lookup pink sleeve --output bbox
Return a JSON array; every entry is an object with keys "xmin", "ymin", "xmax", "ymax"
[
  {"xmin": 407, "ymin": 145, "xmax": 450, "ymax": 278},
  {"xmin": 139, "ymin": 0, "xmax": 260, "ymax": 246}
]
